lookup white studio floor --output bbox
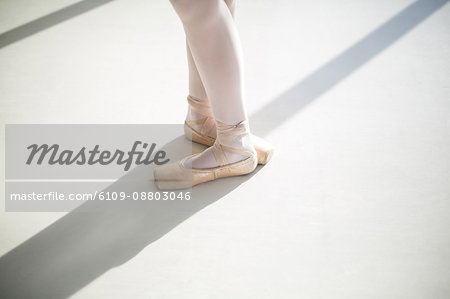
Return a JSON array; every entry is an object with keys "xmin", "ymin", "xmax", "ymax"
[{"xmin": 1, "ymin": 0, "xmax": 450, "ymax": 298}]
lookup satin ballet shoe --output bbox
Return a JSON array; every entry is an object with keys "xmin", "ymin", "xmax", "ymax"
[
  {"xmin": 154, "ymin": 120, "xmax": 257, "ymax": 190},
  {"xmin": 184, "ymin": 95, "xmax": 274, "ymax": 165}
]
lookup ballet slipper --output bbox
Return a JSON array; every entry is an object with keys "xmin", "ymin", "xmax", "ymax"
[
  {"xmin": 154, "ymin": 120, "xmax": 257, "ymax": 190},
  {"xmin": 184, "ymin": 95, "xmax": 274, "ymax": 164}
]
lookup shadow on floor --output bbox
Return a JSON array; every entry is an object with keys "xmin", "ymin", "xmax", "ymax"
[
  {"xmin": 0, "ymin": 0, "xmax": 116, "ymax": 49},
  {"xmin": 0, "ymin": 135, "xmax": 262, "ymax": 298},
  {"xmin": 0, "ymin": 0, "xmax": 448, "ymax": 297},
  {"xmin": 250, "ymin": 0, "xmax": 449, "ymax": 136}
]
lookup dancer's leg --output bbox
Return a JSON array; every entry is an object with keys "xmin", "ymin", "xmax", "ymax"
[
  {"xmin": 170, "ymin": 0, "xmax": 254, "ymax": 168},
  {"xmin": 185, "ymin": 0, "xmax": 236, "ymax": 139},
  {"xmin": 186, "ymin": 40, "xmax": 207, "ymax": 101}
]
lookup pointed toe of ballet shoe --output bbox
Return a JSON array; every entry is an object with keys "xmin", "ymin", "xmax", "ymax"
[
  {"xmin": 154, "ymin": 154, "xmax": 257, "ymax": 190},
  {"xmin": 251, "ymin": 134, "xmax": 275, "ymax": 165},
  {"xmin": 153, "ymin": 158, "xmax": 196, "ymax": 190}
]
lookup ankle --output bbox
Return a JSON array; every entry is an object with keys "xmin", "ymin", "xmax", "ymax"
[
  {"xmin": 187, "ymin": 95, "xmax": 213, "ymax": 116},
  {"xmin": 216, "ymin": 120, "xmax": 256, "ymax": 154},
  {"xmin": 186, "ymin": 95, "xmax": 213, "ymax": 120},
  {"xmin": 185, "ymin": 95, "xmax": 217, "ymax": 138},
  {"xmin": 186, "ymin": 105, "xmax": 204, "ymax": 122}
]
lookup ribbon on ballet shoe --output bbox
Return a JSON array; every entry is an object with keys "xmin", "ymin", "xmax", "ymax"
[
  {"xmin": 185, "ymin": 95, "xmax": 216, "ymax": 137},
  {"xmin": 215, "ymin": 120, "xmax": 249, "ymax": 141},
  {"xmin": 187, "ymin": 95, "xmax": 213, "ymax": 116},
  {"xmin": 211, "ymin": 120, "xmax": 255, "ymax": 167}
]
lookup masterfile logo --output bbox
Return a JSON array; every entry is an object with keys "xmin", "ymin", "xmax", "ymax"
[
  {"xmin": 5, "ymin": 124, "xmax": 193, "ymax": 212},
  {"xmin": 26, "ymin": 141, "xmax": 170, "ymax": 171}
]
